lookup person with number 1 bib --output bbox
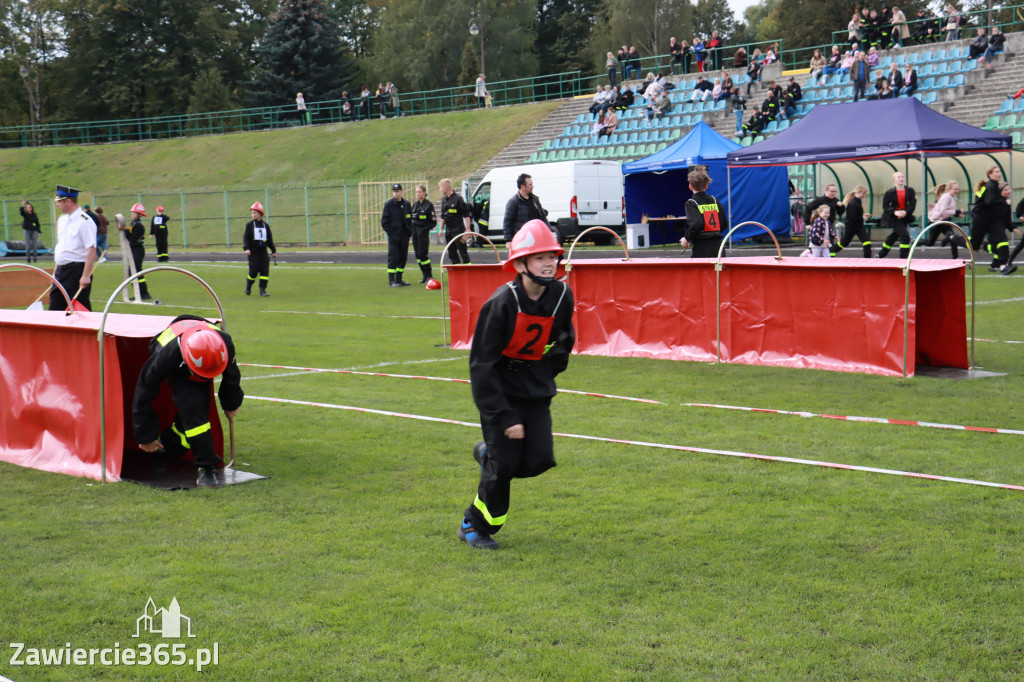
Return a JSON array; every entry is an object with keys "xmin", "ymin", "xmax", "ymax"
[
  {"xmin": 243, "ymin": 201, "xmax": 276, "ymax": 296},
  {"xmin": 680, "ymin": 166, "xmax": 727, "ymax": 258}
]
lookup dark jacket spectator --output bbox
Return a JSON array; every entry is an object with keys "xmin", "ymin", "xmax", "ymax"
[
  {"xmin": 613, "ymin": 85, "xmax": 634, "ymax": 110},
  {"xmin": 733, "ymin": 47, "xmax": 747, "ymax": 68},
  {"xmin": 503, "ymin": 187, "xmax": 547, "ymax": 242},
  {"xmin": 968, "ymin": 28, "xmax": 989, "ymax": 59}
]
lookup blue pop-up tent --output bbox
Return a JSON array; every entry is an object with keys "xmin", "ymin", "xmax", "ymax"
[{"xmin": 622, "ymin": 121, "xmax": 791, "ymax": 244}]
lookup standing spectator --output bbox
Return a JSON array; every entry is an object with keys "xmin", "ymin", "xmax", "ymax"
[
  {"xmin": 669, "ymin": 37, "xmax": 684, "ymax": 76},
  {"xmin": 439, "ymin": 178, "xmax": 472, "ymax": 264},
  {"xmin": 49, "ymin": 185, "xmax": 97, "ymax": 311},
  {"xmin": 848, "ymin": 10, "xmax": 863, "ymax": 47},
  {"xmin": 359, "ymin": 85, "xmax": 371, "ymax": 120},
  {"xmin": 693, "ymin": 36, "xmax": 706, "ymax": 73},
  {"xmin": 837, "ymin": 185, "xmax": 873, "ymax": 257},
  {"xmin": 853, "ymin": 52, "xmax": 870, "ymax": 101},
  {"xmin": 733, "ymin": 46, "xmax": 747, "ymax": 68},
  {"xmin": 899, "ymin": 65, "xmax": 918, "ymax": 97},
  {"xmin": 968, "ymin": 28, "xmax": 989, "ymax": 60},
  {"xmin": 388, "ymin": 82, "xmax": 404, "ymax": 116},
  {"xmin": 926, "ymin": 180, "xmax": 966, "ymax": 258},
  {"xmin": 150, "ymin": 205, "xmax": 171, "ymax": 262},
  {"xmin": 804, "ymin": 183, "xmax": 845, "ymax": 235},
  {"xmin": 980, "ymin": 27, "xmax": 1006, "ymax": 71},
  {"xmin": 626, "ymin": 46, "xmax": 641, "ymax": 79},
  {"xmin": 944, "ymin": 4, "xmax": 962, "ymax": 42},
  {"xmin": 970, "ymin": 166, "xmax": 1011, "ymax": 271},
  {"xmin": 876, "ymin": 172, "xmax": 916, "ymax": 259},
  {"xmin": 341, "ymin": 90, "xmax": 355, "ymax": 122},
  {"xmin": 20, "ymin": 201, "xmax": 41, "ymax": 263},
  {"xmin": 296, "ymin": 92, "xmax": 308, "ymax": 125},
  {"xmin": 243, "ymin": 201, "xmax": 276, "ymax": 296},
  {"xmin": 93, "ymin": 206, "xmax": 109, "ymax": 262},
  {"xmin": 375, "ymin": 82, "xmax": 388, "ymax": 119},
  {"xmin": 617, "ymin": 45, "xmax": 628, "ymax": 82},
  {"xmin": 381, "ymin": 183, "xmax": 412, "ymax": 287},
  {"xmin": 808, "ymin": 48, "xmax": 826, "ymax": 81},
  {"xmin": 122, "ymin": 203, "xmax": 153, "ymax": 301},
  {"xmin": 679, "ymin": 166, "xmax": 726, "ymax": 258},
  {"xmin": 475, "ymin": 74, "xmax": 488, "ymax": 108},
  {"xmin": 808, "ymin": 205, "xmax": 835, "ymax": 258},
  {"xmin": 707, "ymin": 30, "xmax": 723, "ymax": 71},
  {"xmin": 409, "ymin": 184, "xmax": 436, "ymax": 283},
  {"xmin": 891, "ymin": 6, "xmax": 909, "ymax": 48},
  {"xmin": 456, "ymin": 220, "xmax": 575, "ymax": 551},
  {"xmin": 503, "ymin": 173, "xmax": 547, "ymax": 243},
  {"xmin": 606, "ymin": 51, "xmax": 618, "ymax": 87}
]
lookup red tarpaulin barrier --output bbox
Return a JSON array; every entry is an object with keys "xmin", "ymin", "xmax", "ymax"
[
  {"xmin": 446, "ymin": 257, "xmax": 967, "ymax": 377},
  {"xmin": 0, "ymin": 310, "xmax": 224, "ymax": 481}
]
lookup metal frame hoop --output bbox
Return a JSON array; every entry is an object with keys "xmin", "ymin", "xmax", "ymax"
[
  {"xmin": 0, "ymin": 263, "xmax": 73, "ymax": 310},
  {"xmin": 438, "ymin": 231, "xmax": 502, "ymax": 348}
]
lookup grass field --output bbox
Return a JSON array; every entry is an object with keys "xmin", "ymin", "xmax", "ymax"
[{"xmin": 2, "ymin": 260, "xmax": 1024, "ymax": 680}]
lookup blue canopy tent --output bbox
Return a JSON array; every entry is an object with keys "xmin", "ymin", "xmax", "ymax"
[
  {"xmin": 622, "ymin": 121, "xmax": 790, "ymax": 246},
  {"xmin": 726, "ymin": 99, "xmax": 1012, "ymax": 230}
]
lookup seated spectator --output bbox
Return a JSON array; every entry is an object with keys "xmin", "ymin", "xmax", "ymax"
[
  {"xmin": 591, "ymin": 110, "xmax": 606, "ymax": 137},
  {"xmin": 638, "ymin": 72, "xmax": 656, "ymax": 97},
  {"xmin": 838, "ymin": 50, "xmax": 855, "ymax": 78},
  {"xmin": 655, "ymin": 72, "xmax": 675, "ymax": 92},
  {"xmin": 600, "ymin": 85, "xmax": 620, "ymax": 113},
  {"xmin": 716, "ymin": 73, "xmax": 734, "ymax": 102},
  {"xmin": 867, "ymin": 46, "xmax": 879, "ymax": 68},
  {"xmin": 693, "ymin": 37, "xmax": 706, "ymax": 73},
  {"xmin": 742, "ymin": 107, "xmax": 767, "ymax": 135},
  {"xmin": 598, "ymin": 108, "xmax": 618, "ymax": 138},
  {"xmin": 710, "ymin": 78, "xmax": 723, "ymax": 102},
  {"xmin": 979, "ymin": 27, "xmax": 1006, "ymax": 71},
  {"xmin": 645, "ymin": 93, "xmax": 672, "ymax": 123},
  {"xmin": 761, "ymin": 82, "xmax": 782, "ymax": 120},
  {"xmin": 746, "ymin": 48, "xmax": 764, "ymax": 94},
  {"xmin": 899, "ymin": 65, "xmax": 918, "ymax": 97},
  {"xmin": 588, "ymin": 86, "xmax": 608, "ymax": 115},
  {"xmin": 784, "ymin": 76, "xmax": 802, "ymax": 116},
  {"xmin": 868, "ymin": 77, "xmax": 895, "ymax": 100},
  {"xmin": 733, "ymin": 47, "xmax": 748, "ymax": 68},
  {"xmin": 614, "ymin": 84, "xmax": 635, "ymax": 110},
  {"xmin": 690, "ymin": 76, "xmax": 714, "ymax": 101},
  {"xmin": 887, "ymin": 62, "xmax": 904, "ymax": 91},
  {"xmin": 669, "ymin": 37, "xmax": 685, "ymax": 75},
  {"xmin": 763, "ymin": 45, "xmax": 779, "ymax": 65},
  {"xmin": 968, "ymin": 28, "xmax": 989, "ymax": 60},
  {"xmin": 626, "ymin": 46, "xmax": 641, "ymax": 79},
  {"xmin": 821, "ymin": 45, "xmax": 842, "ymax": 81},
  {"xmin": 808, "ymin": 48, "xmax": 827, "ymax": 81}
]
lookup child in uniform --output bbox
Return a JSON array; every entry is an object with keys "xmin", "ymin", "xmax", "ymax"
[
  {"xmin": 458, "ymin": 219, "xmax": 576, "ymax": 550},
  {"xmin": 243, "ymin": 201, "xmax": 276, "ymax": 296}
]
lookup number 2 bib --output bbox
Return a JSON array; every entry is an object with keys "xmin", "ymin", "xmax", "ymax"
[{"xmin": 501, "ymin": 283, "xmax": 567, "ymax": 361}]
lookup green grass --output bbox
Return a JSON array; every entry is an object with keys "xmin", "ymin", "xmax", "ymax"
[
  {"xmin": 2, "ymin": 263, "xmax": 1024, "ymax": 680},
  {"xmin": 0, "ymin": 102, "xmax": 560, "ymax": 197}
]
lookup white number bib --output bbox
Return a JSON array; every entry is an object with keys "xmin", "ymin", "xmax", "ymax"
[{"xmin": 254, "ymin": 227, "xmax": 267, "ymax": 241}]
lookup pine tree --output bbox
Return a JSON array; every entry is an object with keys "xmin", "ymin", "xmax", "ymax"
[{"xmin": 248, "ymin": 0, "xmax": 354, "ymax": 106}]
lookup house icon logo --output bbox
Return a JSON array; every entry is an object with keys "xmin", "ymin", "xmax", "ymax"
[{"xmin": 133, "ymin": 597, "xmax": 197, "ymax": 639}]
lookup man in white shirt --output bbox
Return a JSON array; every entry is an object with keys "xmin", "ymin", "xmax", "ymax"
[{"xmin": 49, "ymin": 185, "xmax": 97, "ymax": 311}]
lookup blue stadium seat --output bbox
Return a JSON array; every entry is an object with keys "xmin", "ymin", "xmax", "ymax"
[
  {"xmin": 951, "ymin": 74, "xmax": 965, "ymax": 88},
  {"xmin": 713, "ymin": 100, "xmax": 727, "ymax": 111},
  {"xmin": 828, "ymin": 87, "xmax": 841, "ymax": 100},
  {"xmin": 920, "ymin": 63, "xmax": 935, "ymax": 76},
  {"xmin": 922, "ymin": 77, "xmax": 936, "ymax": 89},
  {"xmin": 921, "ymin": 91, "xmax": 938, "ymax": 105},
  {"xmin": 908, "ymin": 52, "xmax": 921, "ymax": 64},
  {"xmin": 949, "ymin": 60, "xmax": 963, "ymax": 72},
  {"xmin": 934, "ymin": 49, "xmax": 946, "ymax": 61},
  {"xmin": 879, "ymin": 56, "xmax": 893, "ymax": 68},
  {"xmin": 920, "ymin": 50, "xmax": 933, "ymax": 61},
  {"xmin": 936, "ymin": 75, "xmax": 950, "ymax": 88},
  {"xmin": 669, "ymin": 115, "xmax": 681, "ymax": 126},
  {"xmin": 841, "ymin": 85, "xmax": 853, "ymax": 98},
  {"xmin": 894, "ymin": 54, "xmax": 907, "ymax": 66},
  {"xmin": 998, "ymin": 99, "xmax": 1014, "ymax": 114},
  {"xmin": 964, "ymin": 59, "xmax": 977, "ymax": 70},
  {"xmin": 765, "ymin": 120, "xmax": 779, "ymax": 133},
  {"xmin": 778, "ymin": 120, "xmax": 791, "ymax": 131},
  {"xmin": 934, "ymin": 62, "xmax": 948, "ymax": 75}
]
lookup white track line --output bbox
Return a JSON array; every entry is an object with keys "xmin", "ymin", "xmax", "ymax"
[
  {"xmin": 973, "ymin": 296, "xmax": 1024, "ymax": 305},
  {"xmin": 245, "ymin": 395, "xmax": 1024, "ymax": 492},
  {"xmin": 242, "ymin": 370, "xmax": 318, "ymax": 382},
  {"xmin": 264, "ymin": 309, "xmax": 441, "ymax": 320},
  {"xmin": 240, "ymin": 362, "xmax": 665, "ymax": 404},
  {"xmin": 339, "ymin": 357, "xmax": 465, "ymax": 371},
  {"xmin": 684, "ymin": 402, "xmax": 1024, "ymax": 436}
]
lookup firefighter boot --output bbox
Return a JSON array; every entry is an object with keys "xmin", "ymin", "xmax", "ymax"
[
  {"xmin": 389, "ymin": 272, "xmax": 400, "ymax": 287},
  {"xmin": 396, "ymin": 271, "xmax": 411, "ymax": 287},
  {"xmin": 457, "ymin": 518, "xmax": 499, "ymax": 549},
  {"xmin": 419, "ymin": 262, "xmax": 432, "ymax": 284},
  {"xmin": 245, "ymin": 279, "xmax": 253, "ymax": 295}
]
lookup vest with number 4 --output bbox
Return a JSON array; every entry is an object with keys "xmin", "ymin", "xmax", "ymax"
[
  {"xmin": 689, "ymin": 197, "xmax": 722, "ymax": 233},
  {"xmin": 502, "ymin": 283, "xmax": 568, "ymax": 361}
]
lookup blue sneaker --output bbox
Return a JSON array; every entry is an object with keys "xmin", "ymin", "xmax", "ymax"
[
  {"xmin": 457, "ymin": 518, "xmax": 498, "ymax": 549},
  {"xmin": 472, "ymin": 442, "xmax": 487, "ymax": 467}
]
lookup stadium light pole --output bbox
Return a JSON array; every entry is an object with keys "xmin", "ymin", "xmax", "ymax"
[{"xmin": 469, "ymin": 17, "xmax": 485, "ymax": 76}]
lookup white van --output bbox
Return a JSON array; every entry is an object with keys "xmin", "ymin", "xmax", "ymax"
[{"xmin": 470, "ymin": 160, "xmax": 624, "ymax": 245}]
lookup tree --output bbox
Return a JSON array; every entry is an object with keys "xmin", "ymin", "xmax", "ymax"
[
  {"xmin": 0, "ymin": 0, "xmax": 63, "ymax": 140},
  {"xmin": 329, "ymin": 0, "xmax": 376, "ymax": 58},
  {"xmin": 692, "ymin": 0, "xmax": 737, "ymax": 43},
  {"xmin": 536, "ymin": 0, "xmax": 603, "ymax": 76},
  {"xmin": 599, "ymin": 0, "xmax": 693, "ymax": 66},
  {"xmin": 248, "ymin": 0, "xmax": 354, "ymax": 106}
]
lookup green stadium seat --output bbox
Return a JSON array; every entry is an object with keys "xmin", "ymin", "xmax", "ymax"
[
  {"xmin": 984, "ymin": 116, "xmax": 1000, "ymax": 130},
  {"xmin": 997, "ymin": 114, "xmax": 1018, "ymax": 130},
  {"xmin": 528, "ymin": 152, "xmax": 539, "ymax": 163}
]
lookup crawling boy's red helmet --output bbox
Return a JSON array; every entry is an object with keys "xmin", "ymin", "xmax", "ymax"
[
  {"xmin": 502, "ymin": 220, "xmax": 563, "ymax": 271},
  {"xmin": 179, "ymin": 326, "xmax": 228, "ymax": 379}
]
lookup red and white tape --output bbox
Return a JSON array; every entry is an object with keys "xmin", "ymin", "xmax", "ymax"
[
  {"xmin": 241, "ymin": 363, "xmax": 664, "ymax": 404},
  {"xmin": 246, "ymin": 395, "xmax": 1024, "ymax": 492},
  {"xmin": 684, "ymin": 402, "xmax": 1024, "ymax": 437}
]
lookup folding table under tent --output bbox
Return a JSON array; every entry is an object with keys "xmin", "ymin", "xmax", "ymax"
[{"xmin": 622, "ymin": 121, "xmax": 790, "ymax": 247}]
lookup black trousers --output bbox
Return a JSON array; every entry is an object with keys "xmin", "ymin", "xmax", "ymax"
[
  {"xmin": 131, "ymin": 244, "xmax": 151, "ymax": 297},
  {"xmin": 247, "ymin": 249, "xmax": 270, "ymax": 289},
  {"xmin": 154, "ymin": 230, "xmax": 169, "ymax": 261},
  {"xmin": 411, "ymin": 226, "xmax": 432, "ymax": 278},
  {"xmin": 160, "ymin": 377, "xmax": 221, "ymax": 470},
  {"xmin": 922, "ymin": 224, "xmax": 965, "ymax": 258},
  {"xmin": 466, "ymin": 397, "xmax": 556, "ymax": 536},
  {"xmin": 445, "ymin": 227, "xmax": 471, "ymax": 264},
  {"xmin": 386, "ymin": 229, "xmax": 410, "ymax": 273},
  {"xmin": 839, "ymin": 222, "xmax": 872, "ymax": 257},
  {"xmin": 970, "ymin": 222, "xmax": 1009, "ymax": 266},
  {"xmin": 691, "ymin": 236, "xmax": 723, "ymax": 258},
  {"xmin": 49, "ymin": 261, "xmax": 90, "ymax": 311},
  {"xmin": 880, "ymin": 221, "xmax": 912, "ymax": 257}
]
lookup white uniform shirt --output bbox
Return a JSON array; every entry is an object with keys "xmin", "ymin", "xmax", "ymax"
[{"xmin": 53, "ymin": 206, "xmax": 97, "ymax": 265}]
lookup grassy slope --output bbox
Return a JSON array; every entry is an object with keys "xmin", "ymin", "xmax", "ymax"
[
  {"xmin": 1, "ymin": 265, "xmax": 1023, "ymax": 680},
  {"xmin": 0, "ymin": 101, "xmax": 560, "ymax": 196}
]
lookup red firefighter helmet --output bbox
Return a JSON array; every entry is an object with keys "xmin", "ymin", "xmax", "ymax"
[
  {"xmin": 249, "ymin": 201, "xmax": 265, "ymax": 215},
  {"xmin": 425, "ymin": 277, "xmax": 441, "ymax": 290},
  {"xmin": 502, "ymin": 219, "xmax": 563, "ymax": 271},
  {"xmin": 130, "ymin": 202, "xmax": 146, "ymax": 217},
  {"xmin": 179, "ymin": 325, "xmax": 229, "ymax": 379}
]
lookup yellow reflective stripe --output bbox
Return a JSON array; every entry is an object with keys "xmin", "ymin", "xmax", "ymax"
[
  {"xmin": 696, "ymin": 203, "xmax": 718, "ymax": 212},
  {"xmin": 170, "ymin": 423, "xmax": 190, "ymax": 449},
  {"xmin": 157, "ymin": 328, "xmax": 177, "ymax": 346},
  {"xmin": 473, "ymin": 496, "xmax": 507, "ymax": 526},
  {"xmin": 184, "ymin": 422, "xmax": 211, "ymax": 439},
  {"xmin": 997, "ymin": 241, "xmax": 1009, "ymax": 248}
]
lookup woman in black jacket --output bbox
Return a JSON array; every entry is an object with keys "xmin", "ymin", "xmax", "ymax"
[
  {"xmin": 876, "ymin": 171, "xmax": 916, "ymax": 258},
  {"xmin": 837, "ymin": 185, "xmax": 872, "ymax": 257},
  {"xmin": 20, "ymin": 201, "xmax": 41, "ymax": 263}
]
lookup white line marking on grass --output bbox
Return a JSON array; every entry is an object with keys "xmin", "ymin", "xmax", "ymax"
[
  {"xmin": 246, "ymin": 395, "xmax": 1024, "ymax": 492},
  {"xmin": 340, "ymin": 357, "xmax": 466, "ymax": 370},
  {"xmin": 970, "ymin": 337, "xmax": 1024, "ymax": 344},
  {"xmin": 264, "ymin": 309, "xmax": 442, "ymax": 320},
  {"xmin": 241, "ymin": 362, "xmax": 666, "ymax": 404},
  {"xmin": 242, "ymin": 370, "xmax": 318, "ymax": 382},
  {"xmin": 974, "ymin": 296, "xmax": 1024, "ymax": 305},
  {"xmin": 684, "ymin": 403, "xmax": 1024, "ymax": 436}
]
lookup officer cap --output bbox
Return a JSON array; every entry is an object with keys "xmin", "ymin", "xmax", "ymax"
[
  {"xmin": 55, "ymin": 185, "xmax": 80, "ymax": 200},
  {"xmin": 392, "ymin": 183, "xmax": 402, "ymax": 191}
]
